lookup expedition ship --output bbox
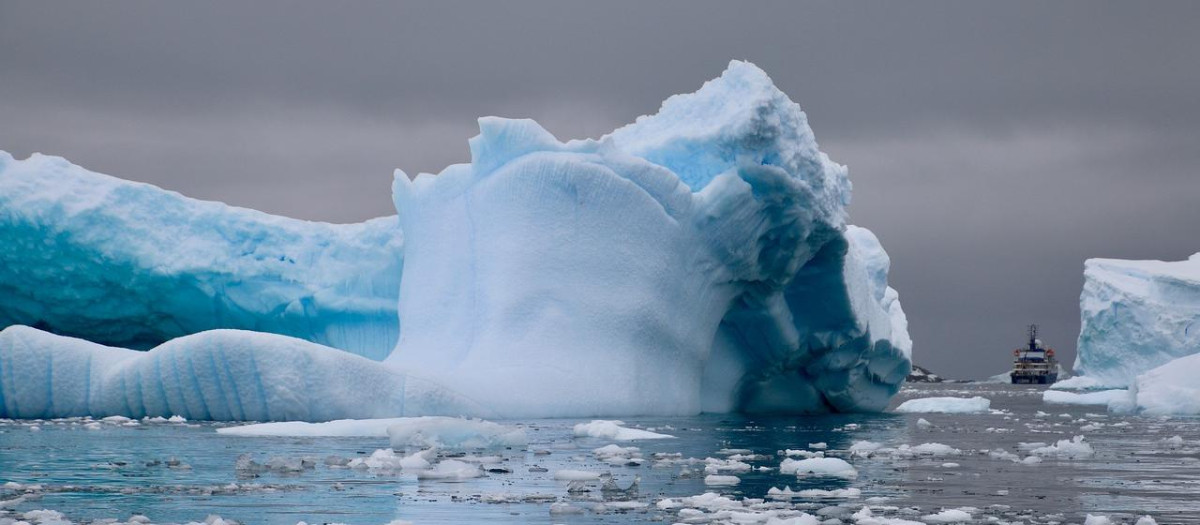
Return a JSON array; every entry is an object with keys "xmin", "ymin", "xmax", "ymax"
[{"xmin": 1011, "ymin": 324, "xmax": 1059, "ymax": 385}]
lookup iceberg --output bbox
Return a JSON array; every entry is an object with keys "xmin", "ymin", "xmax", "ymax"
[
  {"xmin": 0, "ymin": 60, "xmax": 911, "ymax": 420},
  {"xmin": 0, "ymin": 325, "xmax": 421, "ymax": 421},
  {"xmin": 1074, "ymin": 255, "xmax": 1200, "ymax": 387},
  {"xmin": 0, "ymin": 151, "xmax": 403, "ymax": 360},
  {"xmin": 388, "ymin": 61, "xmax": 910, "ymax": 416},
  {"xmin": 1126, "ymin": 352, "xmax": 1200, "ymax": 415}
]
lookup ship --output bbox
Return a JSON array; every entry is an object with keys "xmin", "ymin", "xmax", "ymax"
[{"xmin": 1011, "ymin": 324, "xmax": 1059, "ymax": 385}]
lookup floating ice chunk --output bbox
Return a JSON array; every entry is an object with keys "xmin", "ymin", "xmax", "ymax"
[
  {"xmin": 916, "ymin": 418, "xmax": 933, "ymax": 430},
  {"xmin": 416, "ymin": 459, "xmax": 483, "ymax": 481},
  {"xmin": 1029, "ymin": 436, "xmax": 1094, "ymax": 459},
  {"xmin": 779, "ymin": 457, "xmax": 857, "ymax": 479},
  {"xmin": 1161, "ymin": 436, "xmax": 1185, "ymax": 449},
  {"xmin": 219, "ymin": 418, "xmax": 400, "ymax": 437},
  {"xmin": 1084, "ymin": 515, "xmax": 1116, "ymax": 525},
  {"xmin": 703, "ymin": 474, "xmax": 741, "ymax": 486},
  {"xmin": 809, "ymin": 442, "xmax": 828, "ymax": 450},
  {"xmin": 572, "ymin": 420, "xmax": 674, "ymax": 441},
  {"xmin": 910, "ymin": 443, "xmax": 961, "ymax": 457},
  {"xmin": 849, "ymin": 440, "xmax": 884, "ymax": 456},
  {"xmin": 1136, "ymin": 516, "xmax": 1158, "ymax": 525},
  {"xmin": 347, "ymin": 448, "xmax": 434, "ymax": 470},
  {"xmin": 894, "ymin": 397, "xmax": 990, "ymax": 414},
  {"xmin": 921, "ymin": 509, "xmax": 973, "ymax": 523},
  {"xmin": 387, "ymin": 417, "xmax": 527, "ymax": 449},
  {"xmin": 1042, "ymin": 389, "xmax": 1128, "ymax": 406},
  {"xmin": 553, "ymin": 469, "xmax": 602, "ymax": 481},
  {"xmin": 1049, "ymin": 376, "xmax": 1115, "ymax": 390},
  {"xmin": 768, "ymin": 486, "xmax": 862, "ymax": 499}
]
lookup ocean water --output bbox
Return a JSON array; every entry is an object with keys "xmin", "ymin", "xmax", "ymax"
[{"xmin": 2, "ymin": 383, "xmax": 1198, "ymax": 524}]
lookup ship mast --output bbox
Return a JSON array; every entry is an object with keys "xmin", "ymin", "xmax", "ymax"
[{"xmin": 1027, "ymin": 324, "xmax": 1039, "ymax": 352}]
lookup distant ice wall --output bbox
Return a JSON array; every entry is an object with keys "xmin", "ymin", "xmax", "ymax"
[
  {"xmin": 1075, "ymin": 254, "xmax": 1200, "ymax": 386},
  {"xmin": 0, "ymin": 152, "xmax": 403, "ymax": 360}
]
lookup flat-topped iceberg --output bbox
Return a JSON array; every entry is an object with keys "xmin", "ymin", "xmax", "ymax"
[
  {"xmin": 1074, "ymin": 255, "xmax": 1200, "ymax": 387},
  {"xmin": 0, "ymin": 152, "xmax": 403, "ymax": 360},
  {"xmin": 0, "ymin": 60, "xmax": 910, "ymax": 420}
]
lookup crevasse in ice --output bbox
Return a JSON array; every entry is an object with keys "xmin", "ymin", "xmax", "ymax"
[{"xmin": 0, "ymin": 60, "xmax": 911, "ymax": 420}]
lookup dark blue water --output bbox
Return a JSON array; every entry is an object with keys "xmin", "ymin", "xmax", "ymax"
[{"xmin": 2, "ymin": 384, "xmax": 1198, "ymax": 524}]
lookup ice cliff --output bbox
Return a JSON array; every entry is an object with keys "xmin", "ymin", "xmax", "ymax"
[
  {"xmin": 1066, "ymin": 254, "xmax": 1200, "ymax": 415},
  {"xmin": 0, "ymin": 60, "xmax": 911, "ymax": 420},
  {"xmin": 1074, "ymin": 255, "xmax": 1200, "ymax": 387},
  {"xmin": 0, "ymin": 151, "xmax": 404, "ymax": 360}
]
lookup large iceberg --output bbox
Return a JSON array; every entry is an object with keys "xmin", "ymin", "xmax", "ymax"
[
  {"xmin": 1074, "ymin": 255, "xmax": 1200, "ymax": 387},
  {"xmin": 0, "ymin": 60, "xmax": 911, "ymax": 420},
  {"xmin": 0, "ymin": 152, "xmax": 404, "ymax": 360},
  {"xmin": 1069, "ymin": 254, "xmax": 1200, "ymax": 415}
]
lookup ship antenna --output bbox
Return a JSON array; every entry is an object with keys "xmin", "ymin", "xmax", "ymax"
[{"xmin": 1028, "ymin": 324, "xmax": 1038, "ymax": 351}]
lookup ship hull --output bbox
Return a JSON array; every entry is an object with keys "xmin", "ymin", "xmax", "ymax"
[{"xmin": 1011, "ymin": 373, "xmax": 1058, "ymax": 385}]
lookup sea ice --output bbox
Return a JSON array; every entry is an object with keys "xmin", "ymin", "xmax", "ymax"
[
  {"xmin": 1029, "ymin": 436, "xmax": 1094, "ymax": 459},
  {"xmin": 894, "ymin": 397, "xmax": 991, "ymax": 414},
  {"xmin": 572, "ymin": 420, "xmax": 675, "ymax": 440},
  {"xmin": 779, "ymin": 457, "xmax": 857, "ymax": 479},
  {"xmin": 1042, "ymin": 389, "xmax": 1129, "ymax": 407}
]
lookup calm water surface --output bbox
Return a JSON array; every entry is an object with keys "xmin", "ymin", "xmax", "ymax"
[{"xmin": 2, "ymin": 383, "xmax": 1198, "ymax": 524}]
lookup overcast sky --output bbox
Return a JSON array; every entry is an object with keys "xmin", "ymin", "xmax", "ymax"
[{"xmin": 3, "ymin": 2, "xmax": 1198, "ymax": 378}]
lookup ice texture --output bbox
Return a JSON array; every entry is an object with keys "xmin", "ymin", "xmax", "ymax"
[
  {"xmin": 0, "ymin": 325, "xmax": 412, "ymax": 421},
  {"xmin": 0, "ymin": 61, "xmax": 910, "ymax": 420},
  {"xmin": 894, "ymin": 397, "xmax": 991, "ymax": 414},
  {"xmin": 388, "ymin": 60, "xmax": 911, "ymax": 417},
  {"xmin": 1075, "ymin": 255, "xmax": 1200, "ymax": 386},
  {"xmin": 1128, "ymin": 353, "xmax": 1200, "ymax": 415},
  {"xmin": 0, "ymin": 151, "xmax": 403, "ymax": 360}
]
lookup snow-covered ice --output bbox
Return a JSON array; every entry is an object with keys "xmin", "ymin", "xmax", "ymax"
[
  {"xmin": 894, "ymin": 397, "xmax": 991, "ymax": 414},
  {"xmin": 0, "ymin": 60, "xmax": 910, "ymax": 420}
]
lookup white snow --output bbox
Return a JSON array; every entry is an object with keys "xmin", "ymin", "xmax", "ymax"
[
  {"xmin": 1130, "ymin": 352, "xmax": 1200, "ymax": 415},
  {"xmin": 894, "ymin": 397, "xmax": 991, "ymax": 414}
]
